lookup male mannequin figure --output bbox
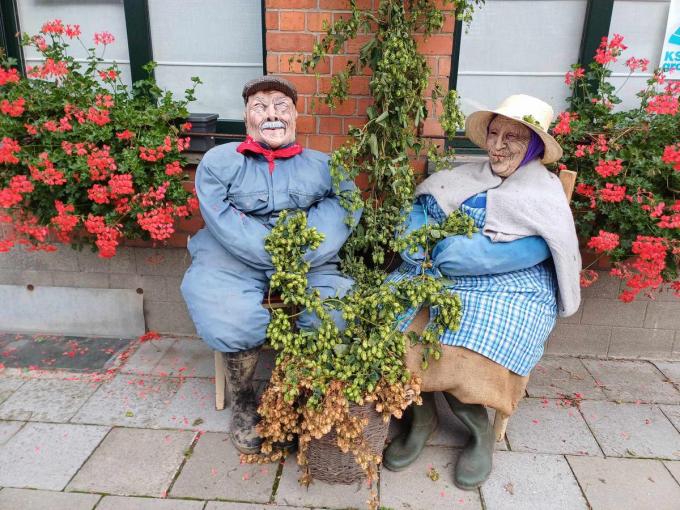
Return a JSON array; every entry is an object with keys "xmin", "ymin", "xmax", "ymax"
[{"xmin": 181, "ymin": 76, "xmax": 359, "ymax": 453}]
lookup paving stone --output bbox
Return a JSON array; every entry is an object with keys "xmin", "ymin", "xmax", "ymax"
[
  {"xmin": 120, "ymin": 338, "xmax": 176, "ymax": 375},
  {"xmin": 154, "ymin": 378, "xmax": 230, "ymax": 432},
  {"xmin": 379, "ymin": 446, "xmax": 483, "ymax": 510},
  {"xmin": 77, "ymin": 246, "xmax": 136, "ymax": 274},
  {"xmin": 545, "ymin": 324, "xmax": 611, "ymax": 356},
  {"xmin": 170, "ymin": 432, "xmax": 276, "ymax": 502},
  {"xmin": 505, "ymin": 398, "xmax": 601, "ymax": 456},
  {"xmin": 581, "ymin": 271, "xmax": 621, "ymax": 299},
  {"xmin": 0, "ymin": 378, "xmax": 100, "ymax": 422},
  {"xmin": 425, "ymin": 393, "xmax": 507, "ymax": 450},
  {"xmin": 0, "ymin": 422, "xmax": 109, "ymax": 490},
  {"xmin": 151, "ymin": 338, "xmax": 214, "ymax": 377},
  {"xmin": 527, "ymin": 357, "xmax": 606, "ymax": 400},
  {"xmin": 609, "ymin": 327, "xmax": 675, "ymax": 359},
  {"xmin": 109, "ymin": 273, "xmax": 168, "ymax": 302},
  {"xmin": 664, "ymin": 460, "xmax": 680, "ymax": 485},
  {"xmin": 275, "ymin": 456, "xmax": 372, "ymax": 509},
  {"xmin": 135, "ymin": 248, "xmax": 190, "ymax": 276},
  {"xmin": 0, "ymin": 246, "xmax": 79, "ymax": 272},
  {"xmin": 659, "ymin": 405, "xmax": 680, "ymax": 431},
  {"xmin": 582, "ymin": 359, "xmax": 680, "ymax": 404},
  {"xmin": 0, "ymin": 488, "xmax": 100, "ymax": 510},
  {"xmin": 0, "ymin": 378, "xmax": 24, "ymax": 405},
  {"xmin": 51, "ymin": 271, "xmax": 109, "ymax": 289},
  {"xmin": 556, "ymin": 303, "xmax": 582, "ymax": 324},
  {"xmin": 70, "ymin": 374, "xmax": 180, "ymax": 427},
  {"xmin": 654, "ymin": 361, "xmax": 680, "ymax": 384},
  {"xmin": 67, "ymin": 428, "xmax": 195, "ymax": 497},
  {"xmin": 0, "ymin": 421, "xmax": 24, "ymax": 445},
  {"xmin": 96, "ymin": 495, "xmax": 204, "ymax": 510},
  {"xmin": 205, "ymin": 503, "xmax": 297, "ymax": 510},
  {"xmin": 481, "ymin": 451, "xmax": 587, "ymax": 509},
  {"xmin": 568, "ymin": 456, "xmax": 680, "ymax": 510},
  {"xmin": 580, "ymin": 401, "xmax": 680, "ymax": 460},
  {"xmin": 581, "ymin": 298, "xmax": 647, "ymax": 328}
]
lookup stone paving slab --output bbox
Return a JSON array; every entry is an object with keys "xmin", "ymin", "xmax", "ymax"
[
  {"xmin": 0, "ymin": 378, "xmax": 100, "ymax": 422},
  {"xmin": 505, "ymin": 398, "xmax": 601, "ymax": 456},
  {"xmin": 379, "ymin": 446, "xmax": 483, "ymax": 510},
  {"xmin": 205, "ymin": 503, "xmax": 300, "ymax": 510},
  {"xmin": 526, "ymin": 357, "xmax": 606, "ymax": 400},
  {"xmin": 96, "ymin": 495, "xmax": 204, "ymax": 510},
  {"xmin": 275, "ymin": 456, "xmax": 372, "ymax": 509},
  {"xmin": 70, "ymin": 373, "xmax": 180, "ymax": 427},
  {"xmin": 153, "ymin": 377, "xmax": 230, "ymax": 432},
  {"xmin": 120, "ymin": 338, "xmax": 176, "ymax": 375},
  {"xmin": 653, "ymin": 361, "xmax": 680, "ymax": 383},
  {"xmin": 568, "ymin": 456, "xmax": 680, "ymax": 510},
  {"xmin": 660, "ymin": 404, "xmax": 680, "ymax": 431},
  {"xmin": 170, "ymin": 432, "xmax": 277, "ymax": 503},
  {"xmin": 0, "ymin": 422, "xmax": 109, "ymax": 490},
  {"xmin": 0, "ymin": 488, "xmax": 100, "ymax": 510},
  {"xmin": 151, "ymin": 339, "xmax": 214, "ymax": 378},
  {"xmin": 481, "ymin": 451, "xmax": 588, "ymax": 510},
  {"xmin": 580, "ymin": 401, "xmax": 680, "ymax": 460},
  {"xmin": 665, "ymin": 460, "xmax": 680, "ymax": 484},
  {"xmin": 0, "ymin": 420, "xmax": 24, "ymax": 445},
  {"xmin": 67, "ymin": 428, "xmax": 195, "ymax": 497},
  {"xmin": 0, "ymin": 378, "xmax": 24, "ymax": 405},
  {"xmin": 582, "ymin": 359, "xmax": 680, "ymax": 404}
]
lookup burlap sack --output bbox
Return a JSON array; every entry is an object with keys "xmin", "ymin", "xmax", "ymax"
[{"xmin": 404, "ymin": 308, "xmax": 529, "ymax": 417}]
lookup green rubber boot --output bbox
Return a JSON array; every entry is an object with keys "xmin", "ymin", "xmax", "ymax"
[
  {"xmin": 383, "ymin": 392, "xmax": 438, "ymax": 472},
  {"xmin": 443, "ymin": 393, "xmax": 494, "ymax": 490}
]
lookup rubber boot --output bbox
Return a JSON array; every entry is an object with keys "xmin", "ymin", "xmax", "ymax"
[
  {"xmin": 443, "ymin": 393, "xmax": 494, "ymax": 490},
  {"xmin": 224, "ymin": 347, "xmax": 263, "ymax": 454},
  {"xmin": 383, "ymin": 392, "xmax": 438, "ymax": 471}
]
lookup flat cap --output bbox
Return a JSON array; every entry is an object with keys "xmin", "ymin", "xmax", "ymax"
[{"xmin": 242, "ymin": 76, "xmax": 298, "ymax": 105}]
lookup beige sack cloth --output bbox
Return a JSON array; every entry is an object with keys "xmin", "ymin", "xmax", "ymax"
[{"xmin": 404, "ymin": 309, "xmax": 529, "ymax": 417}]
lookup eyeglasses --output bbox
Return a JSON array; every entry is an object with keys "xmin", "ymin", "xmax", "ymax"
[{"xmin": 249, "ymin": 99, "xmax": 292, "ymax": 115}]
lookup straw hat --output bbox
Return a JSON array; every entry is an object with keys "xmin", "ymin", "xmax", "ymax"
[{"xmin": 464, "ymin": 94, "xmax": 563, "ymax": 164}]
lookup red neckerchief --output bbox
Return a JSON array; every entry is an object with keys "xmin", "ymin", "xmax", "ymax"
[{"xmin": 236, "ymin": 135, "xmax": 303, "ymax": 174}]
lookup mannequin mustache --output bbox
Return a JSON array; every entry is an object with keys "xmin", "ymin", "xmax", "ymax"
[{"xmin": 261, "ymin": 121, "xmax": 286, "ymax": 130}]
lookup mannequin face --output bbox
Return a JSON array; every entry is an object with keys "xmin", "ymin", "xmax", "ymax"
[
  {"xmin": 485, "ymin": 116, "xmax": 531, "ymax": 177},
  {"xmin": 244, "ymin": 90, "xmax": 297, "ymax": 149}
]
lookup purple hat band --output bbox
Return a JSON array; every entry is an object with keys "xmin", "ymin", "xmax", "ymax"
[{"xmin": 487, "ymin": 114, "xmax": 545, "ymax": 167}]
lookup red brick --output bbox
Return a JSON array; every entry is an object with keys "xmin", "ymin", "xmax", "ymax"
[
  {"xmin": 165, "ymin": 232, "xmax": 189, "ymax": 248},
  {"xmin": 438, "ymin": 56, "xmax": 451, "ymax": 77},
  {"xmin": 442, "ymin": 12, "xmax": 455, "ymax": 32},
  {"xmin": 343, "ymin": 116, "xmax": 366, "ymax": 131},
  {"xmin": 266, "ymin": 54, "xmax": 279, "ymax": 73},
  {"xmin": 283, "ymin": 74, "xmax": 317, "ymax": 94},
  {"xmin": 307, "ymin": 135, "xmax": 332, "ymax": 152},
  {"xmin": 349, "ymin": 76, "xmax": 370, "ymax": 95},
  {"xmin": 267, "ymin": 32, "xmax": 315, "ymax": 52},
  {"xmin": 319, "ymin": 0, "xmax": 372, "ymax": 9},
  {"xmin": 432, "ymin": 0, "xmax": 456, "ymax": 11},
  {"xmin": 416, "ymin": 34, "xmax": 454, "ymax": 56},
  {"xmin": 357, "ymin": 97, "xmax": 374, "ymax": 115},
  {"xmin": 279, "ymin": 53, "xmax": 305, "ymax": 73},
  {"xmin": 422, "ymin": 118, "xmax": 444, "ymax": 138},
  {"xmin": 346, "ymin": 34, "xmax": 373, "ymax": 54},
  {"xmin": 331, "ymin": 135, "xmax": 352, "ymax": 150},
  {"xmin": 296, "ymin": 114, "xmax": 315, "ymax": 133},
  {"xmin": 177, "ymin": 214, "xmax": 204, "ymax": 234},
  {"xmin": 313, "ymin": 97, "xmax": 356, "ymax": 116},
  {"xmin": 307, "ymin": 12, "xmax": 333, "ymax": 32},
  {"xmin": 265, "ymin": 11, "xmax": 279, "ymax": 30},
  {"xmin": 280, "ymin": 11, "xmax": 306, "ymax": 31},
  {"xmin": 266, "ymin": 0, "xmax": 316, "ymax": 8},
  {"xmin": 319, "ymin": 116, "xmax": 343, "ymax": 134},
  {"xmin": 331, "ymin": 55, "xmax": 357, "ymax": 74},
  {"xmin": 411, "ymin": 158, "xmax": 427, "ymax": 175}
]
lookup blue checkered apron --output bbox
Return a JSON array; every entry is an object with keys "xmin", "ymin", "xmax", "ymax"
[{"xmin": 388, "ymin": 194, "xmax": 558, "ymax": 376}]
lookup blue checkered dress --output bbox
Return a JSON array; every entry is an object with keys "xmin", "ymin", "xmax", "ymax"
[{"xmin": 388, "ymin": 194, "xmax": 558, "ymax": 376}]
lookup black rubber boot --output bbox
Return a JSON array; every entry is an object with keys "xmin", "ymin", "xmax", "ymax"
[
  {"xmin": 443, "ymin": 393, "xmax": 494, "ymax": 490},
  {"xmin": 383, "ymin": 392, "xmax": 438, "ymax": 471},
  {"xmin": 224, "ymin": 347, "xmax": 263, "ymax": 454}
]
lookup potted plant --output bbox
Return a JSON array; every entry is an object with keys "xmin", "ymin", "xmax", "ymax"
[
  {"xmin": 553, "ymin": 34, "xmax": 679, "ymax": 301},
  {"xmin": 0, "ymin": 20, "xmax": 201, "ymax": 257}
]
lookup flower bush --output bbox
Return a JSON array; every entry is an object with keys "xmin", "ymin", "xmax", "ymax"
[
  {"xmin": 0, "ymin": 19, "xmax": 200, "ymax": 257},
  {"xmin": 554, "ymin": 34, "xmax": 679, "ymax": 302}
]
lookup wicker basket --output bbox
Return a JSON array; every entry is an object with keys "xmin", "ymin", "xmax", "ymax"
[{"xmin": 306, "ymin": 402, "xmax": 389, "ymax": 484}]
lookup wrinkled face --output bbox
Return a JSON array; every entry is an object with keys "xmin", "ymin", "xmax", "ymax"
[
  {"xmin": 485, "ymin": 116, "xmax": 531, "ymax": 177},
  {"xmin": 244, "ymin": 90, "xmax": 297, "ymax": 149}
]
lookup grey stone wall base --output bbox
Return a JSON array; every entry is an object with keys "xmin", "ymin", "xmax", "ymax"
[{"xmin": 0, "ymin": 284, "xmax": 144, "ymax": 338}]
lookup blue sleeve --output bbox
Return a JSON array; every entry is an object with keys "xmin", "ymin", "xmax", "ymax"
[
  {"xmin": 304, "ymin": 178, "xmax": 362, "ymax": 267},
  {"xmin": 196, "ymin": 156, "xmax": 273, "ymax": 270},
  {"xmin": 432, "ymin": 232, "xmax": 551, "ymax": 276},
  {"xmin": 398, "ymin": 202, "xmax": 429, "ymax": 266}
]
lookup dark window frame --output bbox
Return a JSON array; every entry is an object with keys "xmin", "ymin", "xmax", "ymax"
[
  {"xmin": 0, "ymin": 0, "xmax": 267, "ymax": 136},
  {"xmin": 447, "ymin": 0, "xmax": 614, "ymax": 154}
]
